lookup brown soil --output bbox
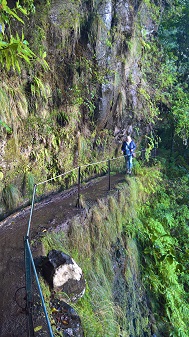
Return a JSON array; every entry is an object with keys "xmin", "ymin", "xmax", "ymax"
[{"xmin": 0, "ymin": 173, "xmax": 127, "ymax": 337}]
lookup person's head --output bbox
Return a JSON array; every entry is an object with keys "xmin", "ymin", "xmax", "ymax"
[{"xmin": 126, "ymin": 135, "xmax": 132, "ymax": 143}]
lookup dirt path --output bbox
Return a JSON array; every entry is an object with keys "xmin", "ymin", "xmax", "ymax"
[{"xmin": 0, "ymin": 173, "xmax": 126, "ymax": 337}]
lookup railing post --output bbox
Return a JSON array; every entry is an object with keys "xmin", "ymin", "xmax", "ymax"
[
  {"xmin": 141, "ymin": 148, "xmax": 145, "ymax": 161},
  {"xmin": 108, "ymin": 159, "xmax": 111, "ymax": 191},
  {"xmin": 24, "ymin": 236, "xmax": 34, "ymax": 337},
  {"xmin": 154, "ymin": 147, "xmax": 157, "ymax": 159},
  {"xmin": 76, "ymin": 166, "xmax": 81, "ymax": 208}
]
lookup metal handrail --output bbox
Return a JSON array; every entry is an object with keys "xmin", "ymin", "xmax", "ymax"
[
  {"xmin": 25, "ymin": 237, "xmax": 54, "ymax": 337},
  {"xmin": 26, "ymin": 151, "xmax": 145, "ymax": 236}
]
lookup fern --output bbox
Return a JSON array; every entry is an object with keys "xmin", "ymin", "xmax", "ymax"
[{"xmin": 0, "ymin": 1, "xmax": 48, "ymax": 72}]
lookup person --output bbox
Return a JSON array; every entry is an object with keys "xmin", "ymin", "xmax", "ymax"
[{"xmin": 121, "ymin": 135, "xmax": 136, "ymax": 174}]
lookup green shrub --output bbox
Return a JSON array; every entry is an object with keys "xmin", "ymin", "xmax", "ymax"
[{"xmin": 2, "ymin": 183, "xmax": 20, "ymax": 210}]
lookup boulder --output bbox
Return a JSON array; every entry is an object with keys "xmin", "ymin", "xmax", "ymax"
[{"xmin": 41, "ymin": 250, "xmax": 85, "ymax": 302}]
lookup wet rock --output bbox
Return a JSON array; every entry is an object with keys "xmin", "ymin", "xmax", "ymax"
[
  {"xmin": 51, "ymin": 299, "xmax": 84, "ymax": 337},
  {"xmin": 41, "ymin": 250, "xmax": 86, "ymax": 302}
]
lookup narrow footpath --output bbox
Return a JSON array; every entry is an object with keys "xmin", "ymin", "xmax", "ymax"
[{"xmin": 0, "ymin": 173, "xmax": 126, "ymax": 337}]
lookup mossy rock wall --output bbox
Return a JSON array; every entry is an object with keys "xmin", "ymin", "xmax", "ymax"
[{"xmin": 0, "ymin": 0, "xmax": 163, "ymax": 214}]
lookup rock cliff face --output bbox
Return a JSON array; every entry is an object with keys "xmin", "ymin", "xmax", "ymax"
[
  {"xmin": 0, "ymin": 0, "xmax": 162, "ymax": 214},
  {"xmin": 44, "ymin": 0, "xmax": 151, "ymax": 130}
]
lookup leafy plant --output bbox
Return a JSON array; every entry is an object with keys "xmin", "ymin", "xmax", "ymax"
[
  {"xmin": 2, "ymin": 183, "xmax": 20, "ymax": 210},
  {"xmin": 138, "ymin": 173, "xmax": 189, "ymax": 337},
  {"xmin": 0, "ymin": 0, "xmax": 48, "ymax": 72},
  {"xmin": 171, "ymin": 88, "xmax": 189, "ymax": 142},
  {"xmin": 0, "ymin": 119, "xmax": 12, "ymax": 134},
  {"xmin": 22, "ymin": 171, "xmax": 35, "ymax": 198},
  {"xmin": 56, "ymin": 111, "xmax": 69, "ymax": 127},
  {"xmin": 31, "ymin": 76, "xmax": 47, "ymax": 98}
]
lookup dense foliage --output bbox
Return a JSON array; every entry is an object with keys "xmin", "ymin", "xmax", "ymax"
[
  {"xmin": 149, "ymin": 0, "xmax": 189, "ymax": 148},
  {"xmin": 0, "ymin": 0, "xmax": 48, "ymax": 72},
  {"xmin": 138, "ymin": 173, "xmax": 189, "ymax": 337},
  {"xmin": 0, "ymin": 0, "xmax": 35, "ymax": 71}
]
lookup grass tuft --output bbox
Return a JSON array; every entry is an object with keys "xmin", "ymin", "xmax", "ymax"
[{"xmin": 2, "ymin": 183, "xmax": 20, "ymax": 210}]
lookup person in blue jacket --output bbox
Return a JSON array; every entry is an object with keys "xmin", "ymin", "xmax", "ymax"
[{"xmin": 121, "ymin": 135, "xmax": 136, "ymax": 174}]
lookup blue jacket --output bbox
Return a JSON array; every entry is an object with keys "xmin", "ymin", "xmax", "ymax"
[{"xmin": 121, "ymin": 140, "xmax": 136, "ymax": 156}]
